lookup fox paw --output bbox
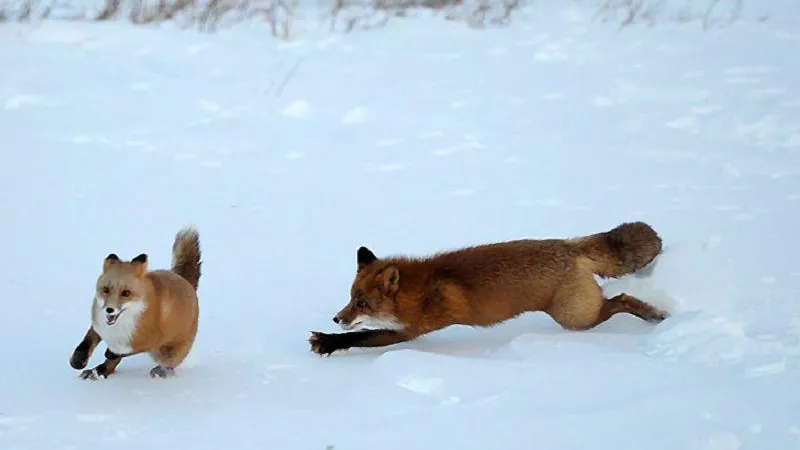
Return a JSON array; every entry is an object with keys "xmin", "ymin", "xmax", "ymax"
[
  {"xmin": 309, "ymin": 332, "xmax": 340, "ymax": 356},
  {"xmin": 79, "ymin": 369, "xmax": 104, "ymax": 381},
  {"xmin": 149, "ymin": 365, "xmax": 175, "ymax": 379},
  {"xmin": 649, "ymin": 309, "xmax": 670, "ymax": 323},
  {"xmin": 70, "ymin": 350, "xmax": 89, "ymax": 370}
]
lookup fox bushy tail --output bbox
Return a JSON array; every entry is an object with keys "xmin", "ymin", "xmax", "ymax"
[
  {"xmin": 571, "ymin": 221, "xmax": 662, "ymax": 278},
  {"xmin": 171, "ymin": 226, "xmax": 202, "ymax": 291}
]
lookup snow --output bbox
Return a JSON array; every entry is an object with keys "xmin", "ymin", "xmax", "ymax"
[{"xmin": 1, "ymin": 1, "xmax": 800, "ymax": 449}]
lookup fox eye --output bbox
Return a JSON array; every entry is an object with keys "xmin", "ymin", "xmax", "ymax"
[
  {"xmin": 102, "ymin": 287, "xmax": 110, "ymax": 295},
  {"xmin": 356, "ymin": 300, "xmax": 368, "ymax": 308},
  {"xmin": 120, "ymin": 289, "xmax": 131, "ymax": 297}
]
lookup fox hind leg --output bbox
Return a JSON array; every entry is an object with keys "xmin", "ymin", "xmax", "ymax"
[
  {"xmin": 545, "ymin": 272, "xmax": 607, "ymax": 331},
  {"xmin": 547, "ymin": 284, "xmax": 668, "ymax": 331},
  {"xmin": 599, "ymin": 293, "xmax": 669, "ymax": 325},
  {"xmin": 149, "ymin": 339, "xmax": 194, "ymax": 378},
  {"xmin": 545, "ymin": 260, "xmax": 668, "ymax": 331}
]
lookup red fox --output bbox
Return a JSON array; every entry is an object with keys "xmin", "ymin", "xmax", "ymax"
[
  {"xmin": 309, "ymin": 222, "xmax": 668, "ymax": 356},
  {"xmin": 69, "ymin": 226, "xmax": 202, "ymax": 379}
]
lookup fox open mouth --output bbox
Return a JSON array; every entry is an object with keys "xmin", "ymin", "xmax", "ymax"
[
  {"xmin": 341, "ymin": 316, "xmax": 405, "ymax": 332},
  {"xmin": 342, "ymin": 321, "xmax": 362, "ymax": 331},
  {"xmin": 106, "ymin": 312, "xmax": 121, "ymax": 326}
]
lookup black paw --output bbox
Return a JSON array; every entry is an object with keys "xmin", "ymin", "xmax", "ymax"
[
  {"xmin": 309, "ymin": 331, "xmax": 342, "ymax": 356},
  {"xmin": 149, "ymin": 365, "xmax": 175, "ymax": 379},
  {"xmin": 79, "ymin": 368, "xmax": 104, "ymax": 380},
  {"xmin": 648, "ymin": 308, "xmax": 670, "ymax": 323},
  {"xmin": 70, "ymin": 349, "xmax": 89, "ymax": 370}
]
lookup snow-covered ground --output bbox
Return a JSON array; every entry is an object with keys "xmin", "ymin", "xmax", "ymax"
[{"xmin": 1, "ymin": 1, "xmax": 799, "ymax": 449}]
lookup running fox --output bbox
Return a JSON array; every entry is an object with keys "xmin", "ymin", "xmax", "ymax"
[
  {"xmin": 309, "ymin": 221, "xmax": 667, "ymax": 356},
  {"xmin": 69, "ymin": 226, "xmax": 202, "ymax": 379}
]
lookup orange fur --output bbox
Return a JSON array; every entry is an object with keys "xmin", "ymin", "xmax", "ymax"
[
  {"xmin": 309, "ymin": 222, "xmax": 667, "ymax": 356},
  {"xmin": 69, "ymin": 226, "xmax": 202, "ymax": 379}
]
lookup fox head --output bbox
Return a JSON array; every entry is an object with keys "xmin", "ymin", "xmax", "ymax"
[
  {"xmin": 332, "ymin": 246, "xmax": 404, "ymax": 332},
  {"xmin": 94, "ymin": 253, "xmax": 149, "ymax": 326}
]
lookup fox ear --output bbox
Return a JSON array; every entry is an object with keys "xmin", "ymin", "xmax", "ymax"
[
  {"xmin": 131, "ymin": 253, "xmax": 148, "ymax": 277},
  {"xmin": 378, "ymin": 265, "xmax": 400, "ymax": 294},
  {"xmin": 103, "ymin": 254, "xmax": 120, "ymax": 272},
  {"xmin": 357, "ymin": 246, "xmax": 378, "ymax": 270}
]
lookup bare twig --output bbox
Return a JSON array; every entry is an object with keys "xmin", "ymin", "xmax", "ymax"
[
  {"xmin": 17, "ymin": 0, "xmax": 32, "ymax": 20},
  {"xmin": 701, "ymin": 0, "xmax": 721, "ymax": 30},
  {"xmin": 96, "ymin": 0, "xmax": 121, "ymax": 20},
  {"xmin": 491, "ymin": 0, "xmax": 519, "ymax": 25},
  {"xmin": 274, "ymin": 58, "xmax": 303, "ymax": 97}
]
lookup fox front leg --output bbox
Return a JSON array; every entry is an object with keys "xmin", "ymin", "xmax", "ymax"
[
  {"xmin": 309, "ymin": 330, "xmax": 412, "ymax": 356},
  {"xmin": 70, "ymin": 327, "xmax": 101, "ymax": 370},
  {"xmin": 79, "ymin": 348, "xmax": 124, "ymax": 380}
]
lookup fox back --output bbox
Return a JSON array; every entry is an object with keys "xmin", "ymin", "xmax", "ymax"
[{"xmin": 334, "ymin": 242, "xmax": 580, "ymax": 332}]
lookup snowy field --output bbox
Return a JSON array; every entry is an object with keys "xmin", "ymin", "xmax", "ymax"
[{"xmin": 1, "ymin": 1, "xmax": 800, "ymax": 448}]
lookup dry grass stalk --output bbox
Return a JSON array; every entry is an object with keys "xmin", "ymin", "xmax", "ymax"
[
  {"xmin": 491, "ymin": 0, "xmax": 519, "ymax": 25},
  {"xmin": 443, "ymin": 0, "xmax": 518, "ymax": 27},
  {"xmin": 17, "ymin": 0, "xmax": 33, "ymax": 20},
  {"xmin": 702, "ymin": 0, "xmax": 742, "ymax": 30},
  {"xmin": 95, "ymin": 0, "xmax": 120, "ymax": 19}
]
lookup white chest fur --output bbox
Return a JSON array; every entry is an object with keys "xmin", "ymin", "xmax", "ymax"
[{"xmin": 92, "ymin": 298, "xmax": 147, "ymax": 355}]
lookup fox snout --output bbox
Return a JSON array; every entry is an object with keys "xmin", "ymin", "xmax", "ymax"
[
  {"xmin": 332, "ymin": 307, "xmax": 358, "ymax": 329},
  {"xmin": 332, "ymin": 313, "xmax": 349, "ymax": 326},
  {"xmin": 104, "ymin": 306, "xmax": 122, "ymax": 326}
]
